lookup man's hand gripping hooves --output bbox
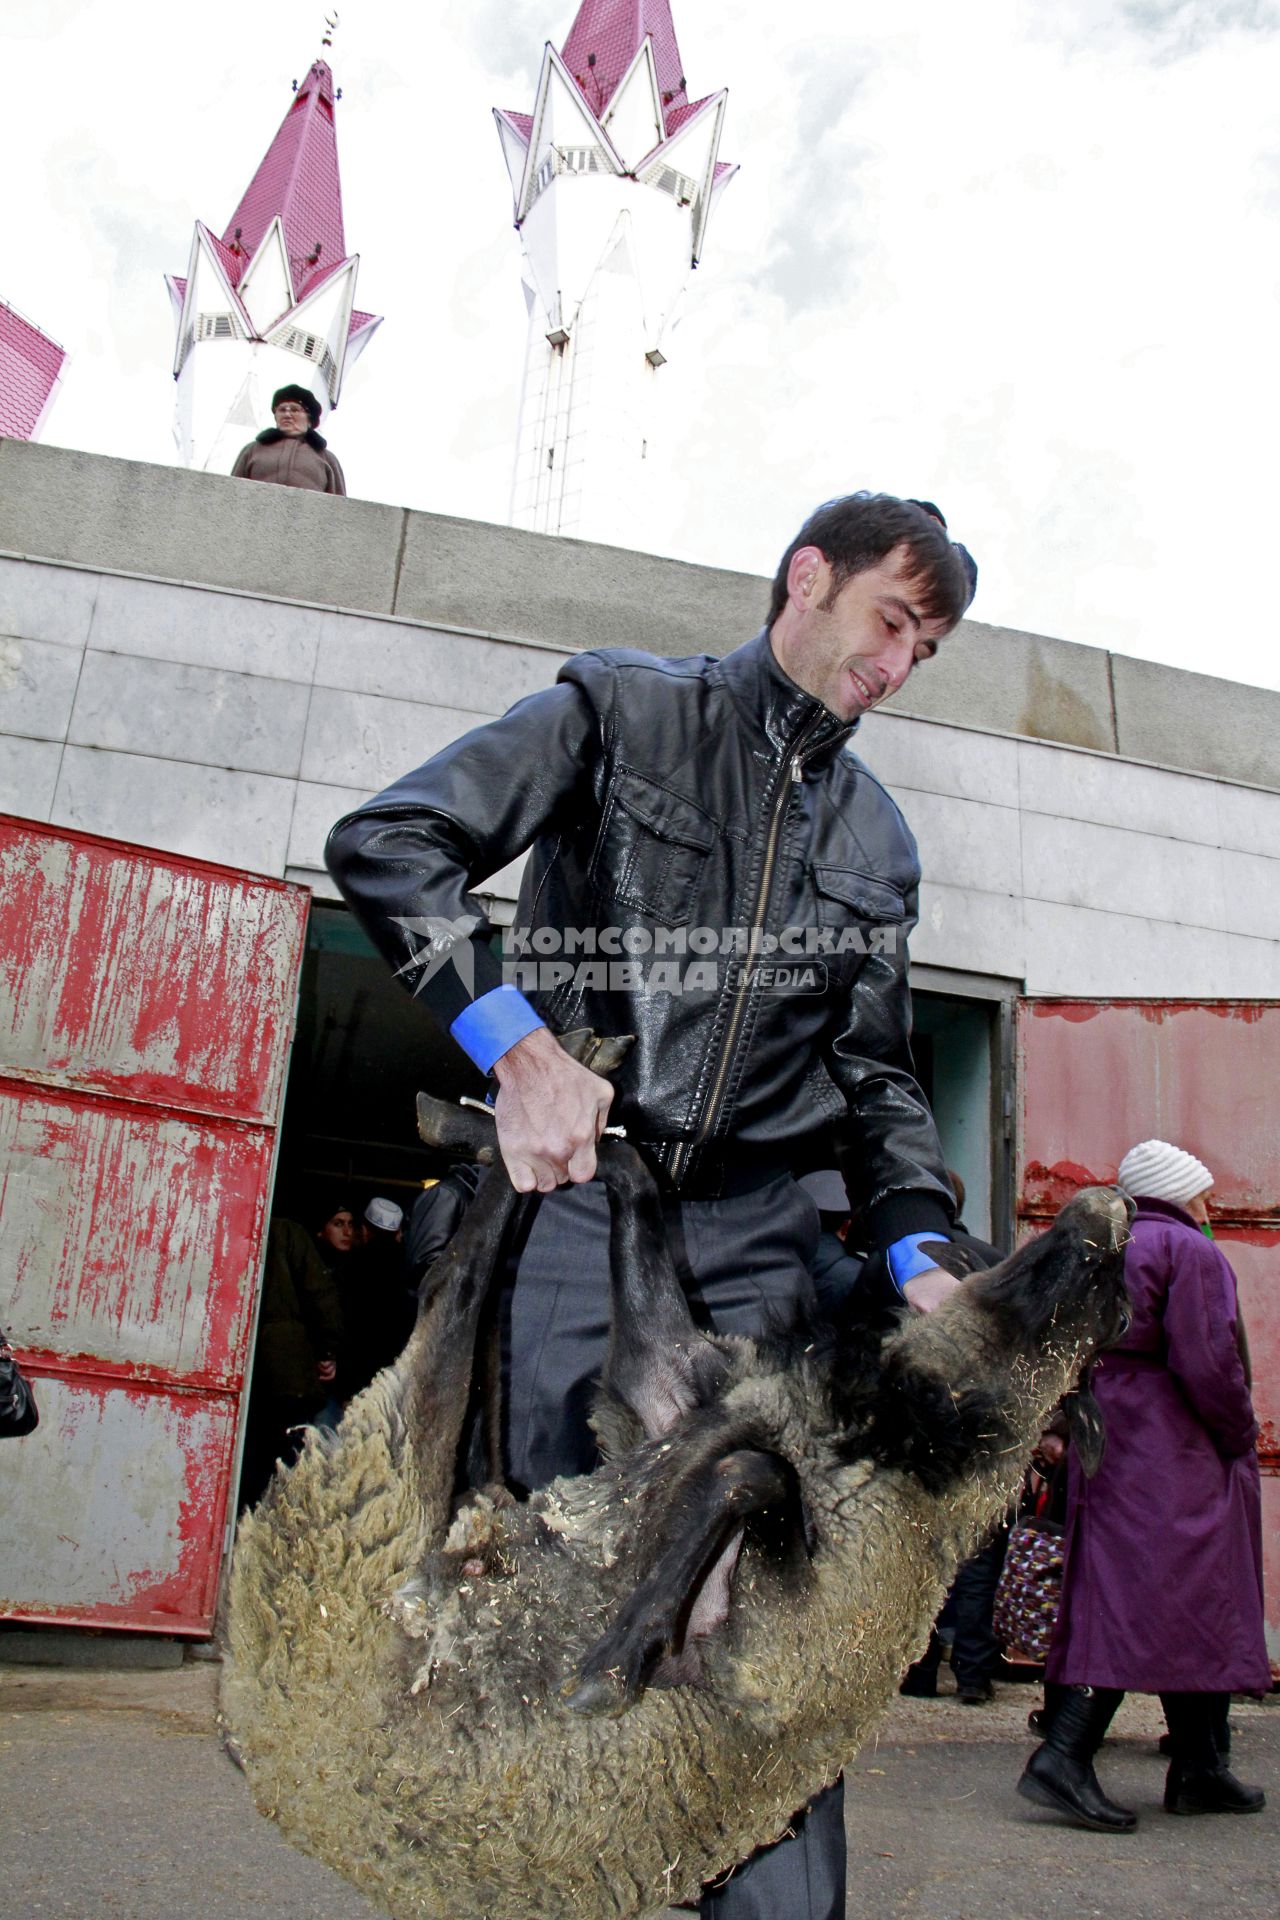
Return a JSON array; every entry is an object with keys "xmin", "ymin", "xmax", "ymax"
[{"xmin": 492, "ymin": 1026, "xmax": 616, "ymax": 1192}]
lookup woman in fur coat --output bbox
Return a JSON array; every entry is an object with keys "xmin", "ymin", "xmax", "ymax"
[{"xmin": 232, "ymin": 384, "xmax": 346, "ymax": 495}]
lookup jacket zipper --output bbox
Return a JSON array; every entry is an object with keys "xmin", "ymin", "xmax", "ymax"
[{"xmin": 669, "ymin": 716, "xmax": 824, "ymax": 1184}]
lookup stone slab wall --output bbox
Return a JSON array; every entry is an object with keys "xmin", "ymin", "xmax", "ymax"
[{"xmin": 2, "ymin": 543, "xmax": 1277, "ymax": 999}]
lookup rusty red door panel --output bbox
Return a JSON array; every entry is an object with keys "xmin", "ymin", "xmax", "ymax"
[
  {"xmin": 1, "ymin": 1371, "xmax": 240, "ymax": 1632},
  {"xmin": 1016, "ymin": 998, "xmax": 1280, "ymax": 1677},
  {"xmin": 1016, "ymin": 999, "xmax": 1280, "ymax": 1220},
  {"xmin": 0, "ymin": 817, "xmax": 308, "ymax": 1635},
  {"xmin": 0, "ymin": 1083, "xmax": 275, "ymax": 1384},
  {"xmin": 0, "ymin": 821, "xmax": 303, "ymax": 1120}
]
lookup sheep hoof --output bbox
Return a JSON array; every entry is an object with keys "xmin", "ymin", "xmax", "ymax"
[{"xmin": 561, "ymin": 1669, "xmax": 630, "ymax": 1717}]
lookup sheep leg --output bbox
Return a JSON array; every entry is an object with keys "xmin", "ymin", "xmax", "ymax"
[
  {"xmin": 398, "ymin": 1163, "xmax": 526, "ymax": 1525},
  {"xmin": 594, "ymin": 1138, "xmax": 729, "ymax": 1439},
  {"xmin": 564, "ymin": 1446, "xmax": 793, "ymax": 1715}
]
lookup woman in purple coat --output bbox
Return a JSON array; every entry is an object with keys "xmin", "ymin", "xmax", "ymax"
[{"xmin": 1018, "ymin": 1139, "xmax": 1268, "ymax": 1831}]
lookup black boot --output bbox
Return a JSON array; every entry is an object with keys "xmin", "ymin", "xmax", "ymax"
[
  {"xmin": 1028, "ymin": 1679, "xmax": 1069, "ymax": 1739},
  {"xmin": 1161, "ymin": 1691, "xmax": 1264, "ymax": 1816},
  {"xmin": 1158, "ymin": 1692, "xmax": 1231, "ymax": 1760},
  {"xmin": 1017, "ymin": 1686, "xmax": 1137, "ymax": 1832}
]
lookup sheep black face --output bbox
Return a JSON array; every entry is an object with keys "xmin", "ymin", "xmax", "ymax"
[
  {"xmin": 852, "ymin": 1186, "xmax": 1134, "ymax": 1495},
  {"xmin": 565, "ymin": 1175, "xmax": 1133, "ymax": 1714},
  {"xmin": 223, "ymin": 1114, "xmax": 1132, "ymax": 1920}
]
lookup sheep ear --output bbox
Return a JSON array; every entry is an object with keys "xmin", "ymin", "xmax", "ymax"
[{"xmin": 1065, "ymin": 1386, "xmax": 1107, "ymax": 1478}]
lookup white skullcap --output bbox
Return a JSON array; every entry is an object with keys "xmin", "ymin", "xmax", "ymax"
[
  {"xmin": 1116, "ymin": 1140, "xmax": 1212, "ymax": 1208},
  {"xmin": 364, "ymin": 1196, "xmax": 403, "ymax": 1233}
]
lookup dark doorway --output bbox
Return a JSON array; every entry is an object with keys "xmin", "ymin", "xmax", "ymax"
[
  {"xmin": 271, "ymin": 900, "xmax": 489, "ymax": 1227},
  {"xmin": 912, "ymin": 990, "xmax": 1002, "ymax": 1245}
]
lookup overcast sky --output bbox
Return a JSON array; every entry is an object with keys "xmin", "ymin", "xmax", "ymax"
[{"xmin": 5, "ymin": 1, "xmax": 1280, "ymax": 693}]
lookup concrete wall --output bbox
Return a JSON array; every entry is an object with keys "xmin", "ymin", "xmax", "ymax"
[
  {"xmin": 0, "ymin": 438, "xmax": 1277, "ymax": 998},
  {"xmin": 5, "ymin": 436, "xmax": 1280, "ymax": 787}
]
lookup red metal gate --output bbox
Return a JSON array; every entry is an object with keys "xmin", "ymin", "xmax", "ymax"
[
  {"xmin": 0, "ymin": 817, "xmax": 308, "ymax": 1635},
  {"xmin": 1016, "ymin": 998, "xmax": 1280, "ymax": 1677}
]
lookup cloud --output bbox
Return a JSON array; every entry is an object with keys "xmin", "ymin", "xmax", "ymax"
[{"xmin": 5, "ymin": 0, "xmax": 1280, "ymax": 691}]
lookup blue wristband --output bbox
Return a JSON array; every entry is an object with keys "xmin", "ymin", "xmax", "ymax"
[
  {"xmin": 449, "ymin": 985, "xmax": 545, "ymax": 1075},
  {"xmin": 887, "ymin": 1231, "xmax": 949, "ymax": 1295}
]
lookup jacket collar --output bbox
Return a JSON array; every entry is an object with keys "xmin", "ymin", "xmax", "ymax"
[
  {"xmin": 256, "ymin": 426, "xmax": 328, "ymax": 451},
  {"xmin": 1132, "ymin": 1195, "xmax": 1201, "ymax": 1229},
  {"xmin": 718, "ymin": 630, "xmax": 857, "ymax": 771}
]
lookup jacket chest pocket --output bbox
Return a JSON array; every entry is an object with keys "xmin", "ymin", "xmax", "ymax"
[
  {"xmin": 591, "ymin": 771, "xmax": 717, "ymax": 925},
  {"xmin": 811, "ymin": 866, "xmax": 907, "ymax": 980}
]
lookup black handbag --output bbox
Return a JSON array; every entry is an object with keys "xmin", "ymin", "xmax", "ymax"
[{"xmin": 0, "ymin": 1332, "xmax": 39, "ymax": 1437}]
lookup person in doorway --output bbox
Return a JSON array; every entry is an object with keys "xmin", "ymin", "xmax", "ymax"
[
  {"xmin": 405, "ymin": 1165, "xmax": 483, "ymax": 1292},
  {"xmin": 341, "ymin": 1197, "xmax": 414, "ymax": 1398},
  {"xmin": 326, "ymin": 491, "xmax": 978, "ymax": 1920},
  {"xmin": 797, "ymin": 1167, "xmax": 867, "ymax": 1317},
  {"xmin": 239, "ymin": 1216, "xmax": 344, "ymax": 1507},
  {"xmin": 231, "ymin": 384, "xmax": 346, "ymax": 495},
  {"xmin": 309, "ymin": 1195, "xmax": 358, "ymax": 1427},
  {"xmin": 314, "ymin": 1196, "xmax": 358, "ymax": 1272},
  {"xmin": 1018, "ymin": 1139, "xmax": 1268, "ymax": 1830}
]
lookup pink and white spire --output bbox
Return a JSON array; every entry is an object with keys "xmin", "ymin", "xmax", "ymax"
[
  {"xmin": 495, "ymin": 1, "xmax": 736, "ymax": 544},
  {"xmin": 0, "ymin": 301, "xmax": 66, "ymax": 441},
  {"xmin": 166, "ymin": 51, "xmax": 381, "ymax": 474}
]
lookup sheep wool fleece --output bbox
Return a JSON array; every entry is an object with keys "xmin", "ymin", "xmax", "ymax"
[{"xmin": 222, "ymin": 1191, "xmax": 1126, "ymax": 1920}]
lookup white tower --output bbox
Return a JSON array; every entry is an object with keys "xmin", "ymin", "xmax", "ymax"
[
  {"xmin": 495, "ymin": 2, "xmax": 735, "ymax": 546},
  {"xmin": 165, "ymin": 54, "xmax": 381, "ymax": 474}
]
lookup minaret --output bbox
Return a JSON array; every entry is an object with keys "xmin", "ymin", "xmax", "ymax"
[
  {"xmin": 495, "ymin": 1, "xmax": 736, "ymax": 545},
  {"xmin": 165, "ymin": 45, "xmax": 381, "ymax": 474},
  {"xmin": 0, "ymin": 300, "xmax": 65, "ymax": 440}
]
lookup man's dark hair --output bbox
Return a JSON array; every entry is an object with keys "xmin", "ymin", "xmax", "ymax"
[
  {"xmin": 766, "ymin": 492, "xmax": 976, "ymax": 633},
  {"xmin": 272, "ymin": 383, "xmax": 322, "ymax": 428}
]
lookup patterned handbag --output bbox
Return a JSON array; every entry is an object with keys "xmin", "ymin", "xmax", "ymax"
[{"xmin": 993, "ymin": 1515, "xmax": 1063, "ymax": 1663}]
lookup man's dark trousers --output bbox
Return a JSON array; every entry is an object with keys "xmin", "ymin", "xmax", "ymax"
[{"xmin": 501, "ymin": 1173, "xmax": 846, "ymax": 1920}]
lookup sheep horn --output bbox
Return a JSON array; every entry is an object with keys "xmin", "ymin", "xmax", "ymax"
[
  {"xmin": 416, "ymin": 1092, "xmax": 499, "ymax": 1161},
  {"xmin": 559, "ymin": 1029, "xmax": 635, "ymax": 1073},
  {"xmin": 416, "ymin": 1031, "xmax": 635, "ymax": 1157}
]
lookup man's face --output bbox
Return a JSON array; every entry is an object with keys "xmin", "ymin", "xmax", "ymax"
[
  {"xmin": 273, "ymin": 401, "xmax": 310, "ymax": 437},
  {"xmin": 319, "ymin": 1210, "xmax": 355, "ymax": 1254},
  {"xmin": 770, "ymin": 542, "xmax": 954, "ymax": 722}
]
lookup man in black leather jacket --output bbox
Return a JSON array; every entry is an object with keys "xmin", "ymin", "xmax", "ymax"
[{"xmin": 326, "ymin": 491, "xmax": 976, "ymax": 1920}]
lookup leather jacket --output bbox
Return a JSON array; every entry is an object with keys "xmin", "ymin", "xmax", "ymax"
[{"xmin": 326, "ymin": 631, "xmax": 953, "ymax": 1245}]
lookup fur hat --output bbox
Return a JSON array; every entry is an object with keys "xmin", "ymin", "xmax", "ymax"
[
  {"xmin": 1116, "ymin": 1139, "xmax": 1212, "ymax": 1207},
  {"xmin": 364, "ymin": 1196, "xmax": 404, "ymax": 1234},
  {"xmin": 272, "ymin": 383, "xmax": 322, "ymax": 427}
]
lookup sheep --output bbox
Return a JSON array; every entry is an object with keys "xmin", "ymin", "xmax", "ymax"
[{"xmin": 223, "ymin": 1098, "xmax": 1130, "ymax": 1920}]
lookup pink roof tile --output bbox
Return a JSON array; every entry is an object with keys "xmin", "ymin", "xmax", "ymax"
[
  {"xmin": 349, "ymin": 308, "xmax": 377, "ymax": 338},
  {"xmin": 0, "ymin": 301, "xmax": 65, "ymax": 439},
  {"xmin": 222, "ymin": 60, "xmax": 346, "ymax": 298},
  {"xmin": 562, "ymin": 1, "xmax": 688, "ymax": 125},
  {"xmin": 203, "ymin": 225, "xmax": 247, "ymax": 288},
  {"xmin": 661, "ymin": 91, "xmax": 716, "ymax": 137},
  {"xmin": 498, "ymin": 109, "xmax": 534, "ymax": 143}
]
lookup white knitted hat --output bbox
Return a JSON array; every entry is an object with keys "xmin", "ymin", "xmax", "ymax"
[
  {"xmin": 1116, "ymin": 1139, "xmax": 1212, "ymax": 1207},
  {"xmin": 364, "ymin": 1196, "xmax": 403, "ymax": 1233}
]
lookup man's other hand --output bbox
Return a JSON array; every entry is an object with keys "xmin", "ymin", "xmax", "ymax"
[
  {"xmin": 492, "ymin": 1027, "xmax": 615, "ymax": 1192},
  {"xmin": 901, "ymin": 1265, "xmax": 961, "ymax": 1314}
]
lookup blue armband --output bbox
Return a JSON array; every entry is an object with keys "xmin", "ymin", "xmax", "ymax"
[
  {"xmin": 887, "ymin": 1231, "xmax": 949, "ymax": 1296},
  {"xmin": 449, "ymin": 985, "xmax": 545, "ymax": 1075}
]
